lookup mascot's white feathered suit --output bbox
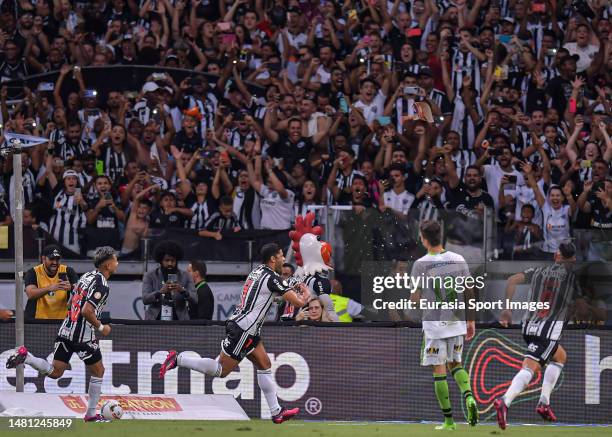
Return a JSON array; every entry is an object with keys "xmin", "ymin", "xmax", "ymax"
[{"xmin": 281, "ymin": 212, "xmax": 338, "ymax": 321}]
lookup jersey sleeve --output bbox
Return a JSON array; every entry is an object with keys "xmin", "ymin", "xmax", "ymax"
[
  {"xmin": 523, "ymin": 267, "xmax": 537, "ymax": 283},
  {"xmin": 24, "ymin": 268, "xmax": 37, "ymax": 288},
  {"xmin": 86, "ymin": 276, "xmax": 109, "ymax": 310},
  {"xmin": 267, "ymin": 274, "xmax": 292, "ymax": 295}
]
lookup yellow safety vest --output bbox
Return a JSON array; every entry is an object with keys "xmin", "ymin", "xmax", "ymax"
[
  {"xmin": 330, "ymin": 294, "xmax": 352, "ymax": 322},
  {"xmin": 30, "ymin": 264, "xmax": 70, "ymax": 319}
]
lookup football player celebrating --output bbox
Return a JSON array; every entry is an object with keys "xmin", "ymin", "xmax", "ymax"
[
  {"xmin": 159, "ymin": 243, "xmax": 310, "ymax": 424},
  {"xmin": 7, "ymin": 247, "xmax": 119, "ymax": 422},
  {"xmin": 494, "ymin": 241, "xmax": 580, "ymax": 429}
]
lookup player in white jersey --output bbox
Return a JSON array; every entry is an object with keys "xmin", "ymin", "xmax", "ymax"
[
  {"xmin": 6, "ymin": 247, "xmax": 119, "ymax": 422},
  {"xmin": 160, "ymin": 243, "xmax": 310, "ymax": 424},
  {"xmin": 410, "ymin": 220, "xmax": 478, "ymax": 430}
]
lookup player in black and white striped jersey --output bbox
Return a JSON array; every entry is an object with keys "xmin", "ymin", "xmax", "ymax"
[
  {"xmin": 494, "ymin": 241, "xmax": 581, "ymax": 429},
  {"xmin": 160, "ymin": 243, "xmax": 310, "ymax": 424},
  {"xmin": 6, "ymin": 247, "xmax": 119, "ymax": 422}
]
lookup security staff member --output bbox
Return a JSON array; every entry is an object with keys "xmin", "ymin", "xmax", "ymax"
[
  {"xmin": 24, "ymin": 245, "xmax": 78, "ymax": 320},
  {"xmin": 187, "ymin": 260, "xmax": 215, "ymax": 320},
  {"xmin": 329, "ymin": 279, "xmax": 364, "ymax": 322}
]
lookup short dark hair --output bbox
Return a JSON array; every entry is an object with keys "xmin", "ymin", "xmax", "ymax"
[
  {"xmin": 282, "ymin": 263, "xmax": 295, "ymax": 274},
  {"xmin": 154, "ymin": 240, "xmax": 183, "ymax": 263},
  {"xmin": 261, "ymin": 243, "xmax": 282, "ymax": 264},
  {"xmin": 420, "ymin": 220, "xmax": 442, "ymax": 247},
  {"xmin": 388, "ymin": 163, "xmax": 405, "ymax": 174},
  {"xmin": 190, "ymin": 260, "xmax": 207, "ymax": 277},
  {"xmin": 94, "ymin": 246, "xmax": 116, "ymax": 268},
  {"xmin": 465, "ymin": 165, "xmax": 481, "ymax": 175},
  {"xmin": 220, "ymin": 195, "xmax": 233, "ymax": 207},
  {"xmin": 522, "ymin": 203, "xmax": 535, "ymax": 214}
]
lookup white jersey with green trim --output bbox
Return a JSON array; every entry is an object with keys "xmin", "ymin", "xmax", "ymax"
[{"xmin": 410, "ymin": 249, "xmax": 471, "ymax": 339}]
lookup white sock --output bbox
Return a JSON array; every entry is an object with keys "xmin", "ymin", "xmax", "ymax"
[
  {"xmin": 539, "ymin": 362, "xmax": 563, "ymax": 405},
  {"xmin": 177, "ymin": 353, "xmax": 222, "ymax": 377},
  {"xmin": 24, "ymin": 352, "xmax": 53, "ymax": 375},
  {"xmin": 86, "ymin": 376, "xmax": 103, "ymax": 417},
  {"xmin": 257, "ymin": 369, "xmax": 281, "ymax": 416},
  {"xmin": 503, "ymin": 368, "xmax": 534, "ymax": 407}
]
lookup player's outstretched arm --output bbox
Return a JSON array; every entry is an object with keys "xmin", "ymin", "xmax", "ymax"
[
  {"xmin": 500, "ymin": 272, "xmax": 525, "ymax": 327},
  {"xmin": 82, "ymin": 302, "xmax": 111, "ymax": 336},
  {"xmin": 283, "ymin": 284, "xmax": 310, "ymax": 309}
]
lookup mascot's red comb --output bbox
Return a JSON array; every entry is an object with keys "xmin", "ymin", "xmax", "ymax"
[{"xmin": 288, "ymin": 211, "xmax": 322, "ymax": 267}]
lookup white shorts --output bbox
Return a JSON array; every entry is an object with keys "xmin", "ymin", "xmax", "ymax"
[{"xmin": 421, "ymin": 335, "xmax": 464, "ymax": 366}]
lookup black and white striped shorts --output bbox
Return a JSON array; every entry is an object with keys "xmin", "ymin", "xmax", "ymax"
[{"xmin": 221, "ymin": 321, "xmax": 261, "ymax": 362}]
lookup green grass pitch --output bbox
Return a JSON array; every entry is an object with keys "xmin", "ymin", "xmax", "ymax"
[{"xmin": 2, "ymin": 420, "xmax": 610, "ymax": 437}]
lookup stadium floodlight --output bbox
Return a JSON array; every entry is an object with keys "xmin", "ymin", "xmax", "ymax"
[{"xmin": 2, "ymin": 132, "xmax": 49, "ymax": 393}]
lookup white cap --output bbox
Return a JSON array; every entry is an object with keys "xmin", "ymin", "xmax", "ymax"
[{"xmin": 142, "ymin": 82, "xmax": 160, "ymax": 93}]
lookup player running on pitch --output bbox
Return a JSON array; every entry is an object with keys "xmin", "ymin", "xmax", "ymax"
[
  {"xmin": 411, "ymin": 220, "xmax": 478, "ymax": 430},
  {"xmin": 6, "ymin": 247, "xmax": 119, "ymax": 422},
  {"xmin": 494, "ymin": 241, "xmax": 581, "ymax": 429},
  {"xmin": 159, "ymin": 242, "xmax": 311, "ymax": 424}
]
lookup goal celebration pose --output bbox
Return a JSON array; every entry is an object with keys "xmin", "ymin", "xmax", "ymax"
[
  {"xmin": 159, "ymin": 242, "xmax": 310, "ymax": 424},
  {"xmin": 410, "ymin": 220, "xmax": 478, "ymax": 430},
  {"xmin": 494, "ymin": 241, "xmax": 579, "ymax": 429},
  {"xmin": 6, "ymin": 247, "xmax": 119, "ymax": 422}
]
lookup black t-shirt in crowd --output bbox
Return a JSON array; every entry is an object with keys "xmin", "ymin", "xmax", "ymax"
[
  {"xmin": 267, "ymin": 133, "xmax": 313, "ymax": 171},
  {"xmin": 173, "ymin": 129, "xmax": 203, "ymax": 154},
  {"xmin": 445, "ymin": 184, "xmax": 494, "ymax": 245},
  {"xmin": 85, "ymin": 193, "xmax": 123, "ymax": 249},
  {"xmin": 149, "ymin": 209, "xmax": 187, "ymax": 228}
]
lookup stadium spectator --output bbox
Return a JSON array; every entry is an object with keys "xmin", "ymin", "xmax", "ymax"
[
  {"xmin": 0, "ymin": 0, "xmax": 608, "ymax": 290},
  {"xmin": 295, "ymin": 297, "xmax": 335, "ymax": 322},
  {"xmin": 24, "ymin": 245, "xmax": 78, "ymax": 320},
  {"xmin": 329, "ymin": 279, "xmax": 364, "ymax": 323},
  {"xmin": 85, "ymin": 175, "xmax": 126, "ymax": 254},
  {"xmin": 198, "ymin": 195, "xmax": 240, "ymax": 240},
  {"xmin": 187, "ymin": 260, "xmax": 214, "ymax": 320},
  {"xmin": 142, "ymin": 240, "xmax": 197, "ymax": 320}
]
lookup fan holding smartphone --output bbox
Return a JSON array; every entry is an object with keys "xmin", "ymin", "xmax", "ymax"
[{"xmin": 23, "ymin": 245, "xmax": 79, "ymax": 320}]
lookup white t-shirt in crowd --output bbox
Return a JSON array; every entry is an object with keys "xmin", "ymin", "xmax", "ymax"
[
  {"xmin": 563, "ymin": 42, "xmax": 599, "ymax": 72},
  {"xmin": 353, "ymin": 90, "xmax": 387, "ymax": 125},
  {"xmin": 383, "ymin": 189, "xmax": 415, "ymax": 215},
  {"xmin": 258, "ymin": 185, "xmax": 295, "ymax": 230},
  {"xmin": 542, "ymin": 201, "xmax": 571, "ymax": 253},
  {"xmin": 483, "ymin": 163, "xmax": 525, "ymax": 211}
]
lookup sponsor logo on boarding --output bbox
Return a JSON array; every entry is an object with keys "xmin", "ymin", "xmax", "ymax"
[
  {"xmin": 305, "ymin": 397, "xmax": 322, "ymax": 415},
  {"xmin": 60, "ymin": 395, "xmax": 183, "ymax": 414}
]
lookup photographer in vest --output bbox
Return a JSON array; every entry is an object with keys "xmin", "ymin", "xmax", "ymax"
[{"xmin": 24, "ymin": 245, "xmax": 78, "ymax": 320}]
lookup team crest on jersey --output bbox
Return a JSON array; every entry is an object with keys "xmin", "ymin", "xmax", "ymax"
[
  {"xmin": 94, "ymin": 292, "xmax": 101, "ymax": 299},
  {"xmin": 282, "ymin": 280, "xmax": 288, "ymax": 287},
  {"xmin": 528, "ymin": 343, "xmax": 538, "ymax": 352},
  {"xmin": 223, "ymin": 338, "xmax": 231, "ymax": 348}
]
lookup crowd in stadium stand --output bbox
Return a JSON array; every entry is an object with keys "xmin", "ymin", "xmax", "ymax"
[{"xmin": 0, "ymin": 0, "xmax": 611, "ymax": 263}]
